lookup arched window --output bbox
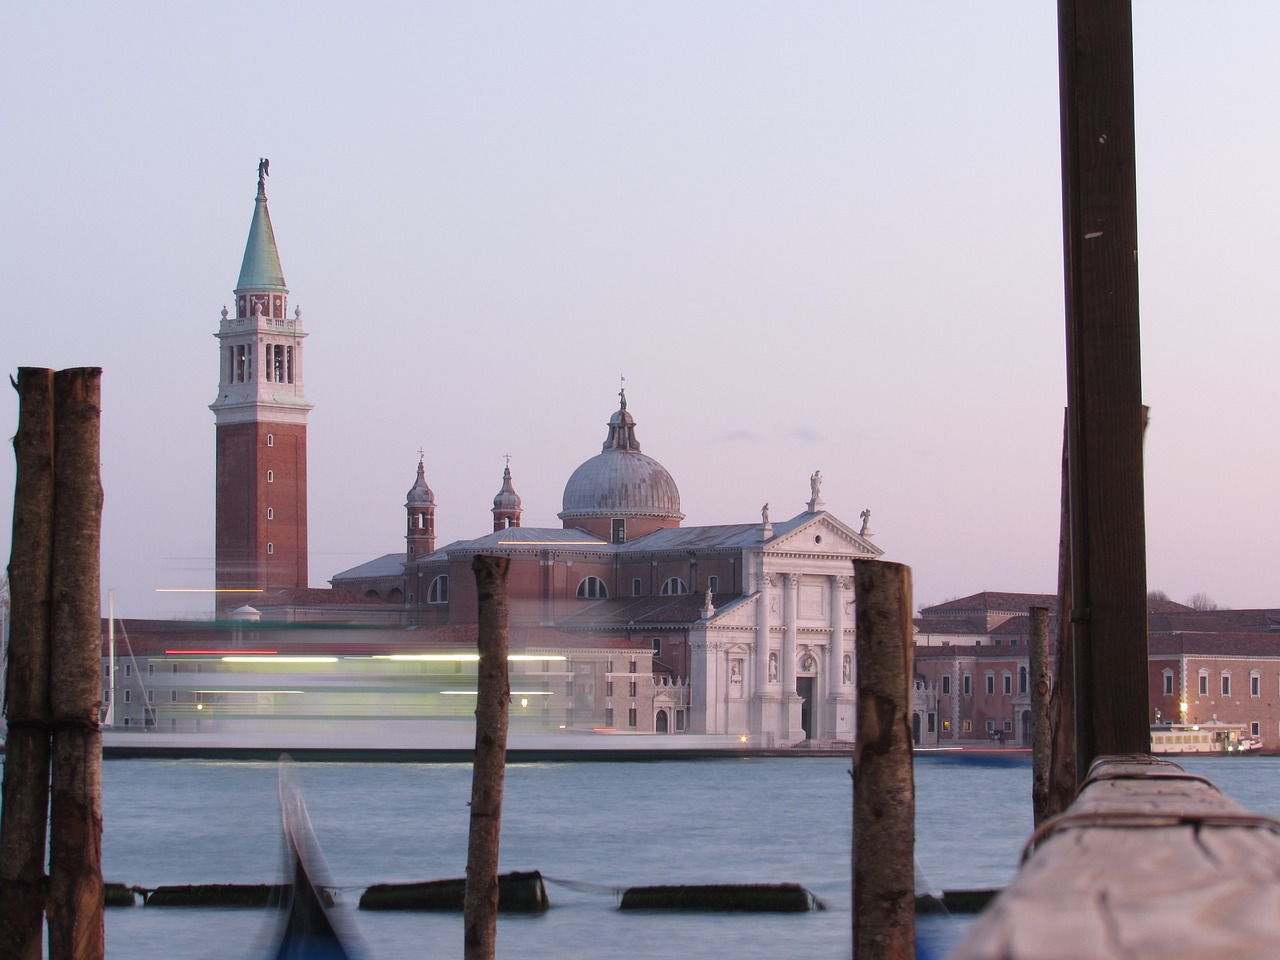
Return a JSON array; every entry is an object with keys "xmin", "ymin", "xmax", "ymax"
[
  {"xmin": 660, "ymin": 577, "xmax": 688, "ymax": 596},
  {"xmin": 576, "ymin": 576, "xmax": 608, "ymax": 599},
  {"xmin": 427, "ymin": 575, "xmax": 449, "ymax": 604}
]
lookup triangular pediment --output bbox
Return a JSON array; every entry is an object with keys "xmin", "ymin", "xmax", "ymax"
[{"xmin": 764, "ymin": 512, "xmax": 883, "ymax": 559}]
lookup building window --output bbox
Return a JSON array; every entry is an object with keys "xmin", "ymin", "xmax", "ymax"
[
  {"xmin": 628, "ymin": 708, "xmax": 637, "ymax": 728},
  {"xmin": 962, "ymin": 673, "xmax": 971, "ymax": 696},
  {"xmin": 427, "ymin": 575, "xmax": 449, "ymax": 604},
  {"xmin": 1019, "ymin": 666, "xmax": 1027, "ymax": 694},
  {"xmin": 986, "ymin": 719, "xmax": 995, "ymax": 733},
  {"xmin": 1251, "ymin": 721, "xmax": 1261, "ymax": 737},
  {"xmin": 172, "ymin": 663, "xmax": 179, "ymax": 673},
  {"xmin": 147, "ymin": 690, "xmax": 154, "ymax": 703},
  {"xmin": 1221, "ymin": 673, "xmax": 1231, "ymax": 697},
  {"xmin": 125, "ymin": 664, "xmax": 131, "ymax": 677},
  {"xmin": 124, "ymin": 690, "xmax": 131, "ymax": 703},
  {"xmin": 266, "ymin": 434, "xmax": 274, "ymax": 447},
  {"xmin": 604, "ymin": 708, "xmax": 614, "ymax": 727},
  {"xmin": 962, "ymin": 719, "xmax": 972, "ymax": 732},
  {"xmin": 676, "ymin": 711, "xmax": 686, "ymax": 731},
  {"xmin": 942, "ymin": 720, "xmax": 951, "ymax": 732},
  {"xmin": 611, "ymin": 518, "xmax": 626, "ymax": 544},
  {"xmin": 628, "ymin": 681, "xmax": 637, "ymax": 697},
  {"xmin": 267, "ymin": 507, "xmax": 274, "ymax": 520},
  {"xmin": 632, "ymin": 578, "xmax": 642, "ymax": 597},
  {"xmin": 267, "ymin": 470, "xmax": 274, "ymax": 483},
  {"xmin": 660, "ymin": 577, "xmax": 688, "ymax": 596},
  {"xmin": 576, "ymin": 576, "xmax": 608, "ymax": 599},
  {"xmin": 1198, "ymin": 671, "xmax": 1208, "ymax": 696},
  {"xmin": 1003, "ymin": 719, "xmax": 1012, "ymax": 732},
  {"xmin": 927, "ymin": 713, "xmax": 936, "ymax": 733},
  {"xmin": 267, "ymin": 542, "xmax": 274, "ymax": 555},
  {"xmin": 1163, "ymin": 669, "xmax": 1174, "ymax": 696},
  {"xmin": 985, "ymin": 673, "xmax": 995, "ymax": 696},
  {"xmin": 606, "ymin": 660, "xmax": 614, "ymax": 673},
  {"xmin": 148, "ymin": 663, "xmax": 155, "ymax": 676},
  {"xmin": 1251, "ymin": 672, "xmax": 1261, "ymax": 697},
  {"xmin": 1002, "ymin": 672, "xmax": 1012, "ymax": 695},
  {"xmin": 707, "ymin": 575, "xmax": 719, "ymax": 594},
  {"xmin": 171, "ymin": 690, "xmax": 178, "ymax": 702},
  {"xmin": 605, "ymin": 681, "xmax": 614, "ymax": 697},
  {"xmin": 941, "ymin": 675, "xmax": 951, "ymax": 695},
  {"xmin": 651, "ymin": 638, "xmax": 661, "ymax": 656},
  {"xmin": 629, "ymin": 661, "xmax": 637, "ymax": 674}
]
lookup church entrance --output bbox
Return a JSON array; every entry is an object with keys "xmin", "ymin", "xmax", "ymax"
[
  {"xmin": 656, "ymin": 709, "xmax": 669, "ymax": 734},
  {"xmin": 797, "ymin": 677, "xmax": 814, "ymax": 740}
]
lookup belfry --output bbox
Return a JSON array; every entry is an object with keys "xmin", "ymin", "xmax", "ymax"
[{"xmin": 210, "ymin": 161, "xmax": 312, "ymax": 606}]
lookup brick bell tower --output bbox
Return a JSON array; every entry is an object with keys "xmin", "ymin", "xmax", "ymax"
[{"xmin": 210, "ymin": 160, "xmax": 312, "ymax": 608}]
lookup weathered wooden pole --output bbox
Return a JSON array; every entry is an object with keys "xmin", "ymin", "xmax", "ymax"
[
  {"xmin": 1028, "ymin": 606, "xmax": 1052, "ymax": 827},
  {"xmin": 463, "ymin": 555, "xmax": 511, "ymax": 960},
  {"xmin": 852, "ymin": 559, "xmax": 914, "ymax": 960},
  {"xmin": 1059, "ymin": 0, "xmax": 1149, "ymax": 774},
  {"xmin": 46, "ymin": 368, "xmax": 104, "ymax": 960},
  {"xmin": 0, "ymin": 369, "xmax": 56, "ymax": 960},
  {"xmin": 1046, "ymin": 413, "xmax": 1077, "ymax": 817}
]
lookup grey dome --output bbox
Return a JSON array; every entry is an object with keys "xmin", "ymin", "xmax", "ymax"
[
  {"xmin": 406, "ymin": 458, "xmax": 434, "ymax": 506},
  {"xmin": 559, "ymin": 392, "xmax": 683, "ymax": 521}
]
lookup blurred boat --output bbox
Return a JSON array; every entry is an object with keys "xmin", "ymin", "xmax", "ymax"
[{"xmin": 1150, "ymin": 722, "xmax": 1262, "ymax": 755}]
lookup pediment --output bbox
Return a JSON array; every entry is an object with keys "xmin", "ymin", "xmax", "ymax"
[{"xmin": 765, "ymin": 513, "xmax": 883, "ymax": 559}]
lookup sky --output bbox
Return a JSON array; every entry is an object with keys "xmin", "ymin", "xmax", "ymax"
[{"xmin": 2, "ymin": 3, "xmax": 1277, "ymax": 620}]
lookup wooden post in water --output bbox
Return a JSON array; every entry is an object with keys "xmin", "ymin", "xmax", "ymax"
[
  {"xmin": 0, "ymin": 369, "xmax": 56, "ymax": 960},
  {"xmin": 852, "ymin": 559, "xmax": 914, "ymax": 960},
  {"xmin": 1046, "ymin": 413, "xmax": 1077, "ymax": 817},
  {"xmin": 46, "ymin": 368, "xmax": 104, "ymax": 960},
  {"xmin": 1028, "ymin": 606, "xmax": 1052, "ymax": 827},
  {"xmin": 1058, "ymin": 0, "xmax": 1149, "ymax": 774},
  {"xmin": 464, "ymin": 555, "xmax": 511, "ymax": 960}
]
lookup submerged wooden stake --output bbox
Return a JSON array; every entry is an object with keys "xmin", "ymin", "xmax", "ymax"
[
  {"xmin": 46, "ymin": 368, "xmax": 105, "ymax": 960},
  {"xmin": 464, "ymin": 555, "xmax": 511, "ymax": 960},
  {"xmin": 853, "ymin": 559, "xmax": 914, "ymax": 960},
  {"xmin": 0, "ymin": 368, "xmax": 56, "ymax": 960},
  {"xmin": 1047, "ymin": 411, "xmax": 1077, "ymax": 818}
]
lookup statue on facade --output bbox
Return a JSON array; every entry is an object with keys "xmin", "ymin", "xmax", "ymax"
[
  {"xmin": 768, "ymin": 652, "xmax": 779, "ymax": 682},
  {"xmin": 843, "ymin": 654, "xmax": 852, "ymax": 684},
  {"xmin": 810, "ymin": 470, "xmax": 822, "ymax": 500},
  {"xmin": 859, "ymin": 508, "xmax": 872, "ymax": 536},
  {"xmin": 761, "ymin": 502, "xmax": 770, "ymax": 526}
]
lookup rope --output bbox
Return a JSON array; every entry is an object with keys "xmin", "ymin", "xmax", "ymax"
[{"xmin": 542, "ymin": 875, "xmax": 626, "ymax": 897}]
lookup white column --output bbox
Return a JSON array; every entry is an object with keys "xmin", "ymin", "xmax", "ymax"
[
  {"xmin": 782, "ymin": 573, "xmax": 799, "ymax": 697},
  {"xmin": 830, "ymin": 575, "xmax": 846, "ymax": 689},
  {"xmin": 754, "ymin": 572, "xmax": 771, "ymax": 695}
]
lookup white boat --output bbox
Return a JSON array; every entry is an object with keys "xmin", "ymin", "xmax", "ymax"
[{"xmin": 1150, "ymin": 722, "xmax": 1263, "ymax": 755}]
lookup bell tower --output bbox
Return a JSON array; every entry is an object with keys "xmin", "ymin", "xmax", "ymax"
[{"xmin": 210, "ymin": 160, "xmax": 312, "ymax": 607}]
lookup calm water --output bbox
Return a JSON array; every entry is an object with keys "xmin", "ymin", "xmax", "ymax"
[{"xmin": 15, "ymin": 753, "xmax": 1280, "ymax": 957}]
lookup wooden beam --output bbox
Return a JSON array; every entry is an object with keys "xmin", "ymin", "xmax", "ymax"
[{"xmin": 1058, "ymin": 0, "xmax": 1149, "ymax": 770}]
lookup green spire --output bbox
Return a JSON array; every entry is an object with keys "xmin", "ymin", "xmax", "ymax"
[{"xmin": 235, "ymin": 162, "xmax": 287, "ymax": 293}]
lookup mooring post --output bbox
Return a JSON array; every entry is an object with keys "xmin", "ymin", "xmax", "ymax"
[
  {"xmin": 46, "ymin": 368, "xmax": 104, "ymax": 960},
  {"xmin": 0, "ymin": 369, "xmax": 56, "ymax": 960},
  {"xmin": 464, "ymin": 555, "xmax": 511, "ymax": 960},
  {"xmin": 853, "ymin": 559, "xmax": 914, "ymax": 960},
  {"xmin": 1029, "ymin": 606, "xmax": 1051, "ymax": 827}
]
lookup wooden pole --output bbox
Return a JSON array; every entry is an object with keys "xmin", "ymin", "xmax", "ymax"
[
  {"xmin": 853, "ymin": 559, "xmax": 914, "ymax": 960},
  {"xmin": 463, "ymin": 555, "xmax": 510, "ymax": 960},
  {"xmin": 46, "ymin": 368, "xmax": 104, "ymax": 960},
  {"xmin": 0, "ymin": 369, "xmax": 56, "ymax": 960},
  {"xmin": 1058, "ymin": 0, "xmax": 1149, "ymax": 772},
  {"xmin": 1028, "ymin": 606, "xmax": 1052, "ymax": 827},
  {"xmin": 1046, "ymin": 413, "xmax": 1077, "ymax": 817}
]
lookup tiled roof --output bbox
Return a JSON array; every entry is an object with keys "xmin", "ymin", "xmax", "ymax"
[
  {"xmin": 557, "ymin": 592, "xmax": 725, "ymax": 629},
  {"xmin": 913, "ymin": 618, "xmax": 985, "ymax": 635},
  {"xmin": 918, "ymin": 592, "xmax": 1059, "ymax": 616},
  {"xmin": 330, "ymin": 552, "xmax": 406, "ymax": 581},
  {"xmin": 1149, "ymin": 632, "xmax": 1280, "ymax": 658},
  {"xmin": 1148, "ymin": 608, "xmax": 1280, "ymax": 635}
]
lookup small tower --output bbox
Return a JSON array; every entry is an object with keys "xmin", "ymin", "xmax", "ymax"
[
  {"xmin": 406, "ymin": 456, "xmax": 436, "ymax": 560},
  {"xmin": 210, "ymin": 160, "xmax": 312, "ymax": 607},
  {"xmin": 491, "ymin": 459, "xmax": 522, "ymax": 531}
]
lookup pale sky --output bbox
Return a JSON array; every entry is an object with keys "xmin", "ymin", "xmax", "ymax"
[{"xmin": 2, "ymin": 3, "xmax": 1277, "ymax": 619}]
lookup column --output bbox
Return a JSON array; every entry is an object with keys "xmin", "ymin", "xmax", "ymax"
[
  {"xmin": 754, "ymin": 572, "xmax": 771, "ymax": 695},
  {"xmin": 782, "ymin": 573, "xmax": 799, "ymax": 697},
  {"xmin": 830, "ymin": 575, "xmax": 846, "ymax": 689}
]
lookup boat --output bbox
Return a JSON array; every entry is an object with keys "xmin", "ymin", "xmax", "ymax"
[
  {"xmin": 267, "ymin": 763, "xmax": 366, "ymax": 960},
  {"xmin": 1150, "ymin": 722, "xmax": 1262, "ymax": 755}
]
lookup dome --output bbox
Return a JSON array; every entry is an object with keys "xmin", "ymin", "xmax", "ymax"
[
  {"xmin": 559, "ymin": 392, "xmax": 683, "ymax": 522},
  {"xmin": 406, "ymin": 458, "xmax": 434, "ymax": 507},
  {"xmin": 493, "ymin": 464, "xmax": 522, "ymax": 512}
]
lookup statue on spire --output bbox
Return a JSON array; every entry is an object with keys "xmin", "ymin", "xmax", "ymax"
[{"xmin": 258, "ymin": 157, "xmax": 270, "ymax": 182}]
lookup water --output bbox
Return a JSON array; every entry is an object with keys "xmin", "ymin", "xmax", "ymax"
[{"xmin": 21, "ymin": 753, "xmax": 1280, "ymax": 957}]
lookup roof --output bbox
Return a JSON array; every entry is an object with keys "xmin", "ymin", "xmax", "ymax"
[
  {"xmin": 919, "ymin": 592, "xmax": 1059, "ymax": 617},
  {"xmin": 236, "ymin": 178, "xmax": 287, "ymax": 292},
  {"xmin": 1149, "ymin": 632, "xmax": 1280, "ymax": 658},
  {"xmin": 557, "ymin": 592, "xmax": 722, "ymax": 629},
  {"xmin": 330, "ymin": 552, "xmax": 406, "ymax": 582}
]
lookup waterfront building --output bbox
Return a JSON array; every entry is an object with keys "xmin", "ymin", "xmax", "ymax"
[{"xmin": 332, "ymin": 396, "xmax": 884, "ymax": 746}]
